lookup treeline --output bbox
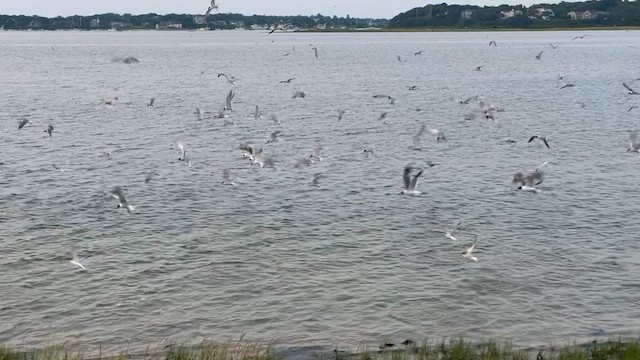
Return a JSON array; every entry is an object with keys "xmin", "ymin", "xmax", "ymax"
[
  {"xmin": 389, "ymin": 0, "xmax": 640, "ymax": 29},
  {"xmin": 0, "ymin": 13, "xmax": 385, "ymax": 30}
]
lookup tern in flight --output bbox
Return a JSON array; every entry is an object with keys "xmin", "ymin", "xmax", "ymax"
[
  {"xmin": 205, "ymin": 0, "xmax": 218, "ymax": 18},
  {"xmin": 399, "ymin": 166, "xmax": 423, "ymax": 196}
]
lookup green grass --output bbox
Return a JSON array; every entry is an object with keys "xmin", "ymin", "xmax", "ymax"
[{"xmin": 2, "ymin": 338, "xmax": 640, "ymax": 360}]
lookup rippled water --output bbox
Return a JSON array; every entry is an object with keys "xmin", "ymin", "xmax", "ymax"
[{"xmin": 1, "ymin": 29, "xmax": 640, "ymax": 352}]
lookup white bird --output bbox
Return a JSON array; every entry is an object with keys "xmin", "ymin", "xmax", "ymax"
[
  {"xmin": 512, "ymin": 161, "xmax": 548, "ymax": 192},
  {"xmin": 204, "ymin": 0, "xmax": 218, "ymax": 17},
  {"xmin": 254, "ymin": 105, "xmax": 262, "ymax": 119},
  {"xmin": 218, "ymin": 73, "xmax": 236, "ymax": 85},
  {"xmin": 400, "ymin": 166, "xmax": 423, "ymax": 196},
  {"xmin": 111, "ymin": 186, "xmax": 135, "ymax": 213},
  {"xmin": 628, "ymin": 131, "xmax": 640, "ymax": 152},
  {"xmin": 462, "ymin": 237, "xmax": 478, "ymax": 262},
  {"xmin": 69, "ymin": 248, "xmax": 86, "ymax": 270},
  {"xmin": 177, "ymin": 142, "xmax": 192, "ymax": 167},
  {"xmin": 309, "ymin": 146, "xmax": 323, "ymax": 162},
  {"xmin": 443, "ymin": 227, "xmax": 457, "ymax": 241},
  {"xmin": 429, "ymin": 129, "xmax": 448, "ymax": 142},
  {"xmin": 480, "ymin": 101, "xmax": 497, "ymax": 121},
  {"xmin": 222, "ymin": 169, "xmax": 236, "ymax": 185}
]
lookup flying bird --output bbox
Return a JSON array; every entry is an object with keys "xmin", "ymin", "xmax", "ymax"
[
  {"xmin": 512, "ymin": 161, "xmax": 548, "ymax": 192},
  {"xmin": 337, "ymin": 109, "xmax": 346, "ymax": 121},
  {"xmin": 177, "ymin": 142, "xmax": 192, "ymax": 167},
  {"xmin": 571, "ymin": 34, "xmax": 590, "ymax": 41},
  {"xmin": 310, "ymin": 44, "xmax": 318, "ymax": 59},
  {"xmin": 400, "ymin": 166, "xmax": 423, "ymax": 196},
  {"xmin": 443, "ymin": 227, "xmax": 457, "ymax": 241},
  {"xmin": 309, "ymin": 146, "xmax": 323, "ymax": 163},
  {"xmin": 111, "ymin": 186, "xmax": 135, "ymax": 213},
  {"xmin": 266, "ymin": 131, "xmax": 282, "ymax": 144},
  {"xmin": 218, "ymin": 73, "xmax": 236, "ymax": 85},
  {"xmin": 195, "ymin": 106, "xmax": 203, "ymax": 120},
  {"xmin": 628, "ymin": 131, "xmax": 640, "ymax": 153},
  {"xmin": 429, "ymin": 129, "xmax": 448, "ymax": 142},
  {"xmin": 414, "ymin": 50, "xmax": 423, "ymax": 56},
  {"xmin": 204, "ymin": 0, "xmax": 218, "ymax": 17},
  {"xmin": 279, "ymin": 78, "xmax": 295, "ymax": 83},
  {"xmin": 462, "ymin": 237, "xmax": 478, "ymax": 262},
  {"xmin": 147, "ymin": 97, "xmax": 155, "ymax": 107},
  {"xmin": 623, "ymin": 83, "xmax": 639, "ymax": 95},
  {"xmin": 628, "ymin": 105, "xmax": 638, "ymax": 112},
  {"xmin": 18, "ymin": 118, "xmax": 29, "ymax": 130},
  {"xmin": 292, "ymin": 91, "xmax": 307, "ymax": 99},
  {"xmin": 528, "ymin": 135, "xmax": 550, "ymax": 149},
  {"xmin": 44, "ymin": 124, "xmax": 54, "ymax": 137},
  {"xmin": 460, "ymin": 95, "xmax": 478, "ymax": 105},
  {"xmin": 222, "ymin": 169, "xmax": 236, "ymax": 185},
  {"xmin": 549, "ymin": 43, "xmax": 558, "ymax": 49},
  {"xmin": 474, "ymin": 65, "xmax": 485, "ymax": 71},
  {"xmin": 489, "ymin": 40, "xmax": 497, "ymax": 47},
  {"xmin": 560, "ymin": 83, "xmax": 575, "ymax": 89},
  {"xmin": 254, "ymin": 105, "xmax": 262, "ymax": 119},
  {"xmin": 69, "ymin": 248, "xmax": 86, "ymax": 270},
  {"xmin": 535, "ymin": 51, "xmax": 544, "ymax": 60}
]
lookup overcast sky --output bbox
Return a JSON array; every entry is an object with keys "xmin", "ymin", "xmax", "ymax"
[{"xmin": 3, "ymin": 0, "xmax": 545, "ymax": 19}]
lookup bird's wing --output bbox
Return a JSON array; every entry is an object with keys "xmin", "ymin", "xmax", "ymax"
[
  {"xmin": 111, "ymin": 186, "xmax": 127, "ymax": 203},
  {"xmin": 542, "ymin": 138, "xmax": 550, "ymax": 149},
  {"xmin": 528, "ymin": 136, "xmax": 537, "ymax": 143},
  {"xmin": 623, "ymin": 83, "xmax": 636, "ymax": 93},
  {"xmin": 402, "ymin": 167, "xmax": 412, "ymax": 189},
  {"xmin": 409, "ymin": 169, "xmax": 423, "ymax": 190},
  {"xmin": 416, "ymin": 125, "xmax": 427, "ymax": 138}
]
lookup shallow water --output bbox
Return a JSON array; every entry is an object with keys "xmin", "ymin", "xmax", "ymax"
[{"xmin": 1, "ymin": 29, "xmax": 640, "ymax": 352}]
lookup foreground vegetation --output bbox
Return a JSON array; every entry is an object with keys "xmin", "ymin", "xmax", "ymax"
[{"xmin": 1, "ymin": 337, "xmax": 640, "ymax": 360}]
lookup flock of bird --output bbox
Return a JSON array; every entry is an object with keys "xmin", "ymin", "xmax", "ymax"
[{"xmin": 10, "ymin": 26, "xmax": 640, "ymax": 274}]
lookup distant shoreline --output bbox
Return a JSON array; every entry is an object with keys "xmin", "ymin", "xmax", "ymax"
[{"xmin": 2, "ymin": 26, "xmax": 639, "ymax": 33}]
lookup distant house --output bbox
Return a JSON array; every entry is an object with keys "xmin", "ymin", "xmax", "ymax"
[
  {"xmin": 155, "ymin": 22, "xmax": 169, "ymax": 30},
  {"xmin": 567, "ymin": 10, "xmax": 598, "ymax": 20},
  {"xmin": 461, "ymin": 9, "xmax": 474, "ymax": 19},
  {"xmin": 500, "ymin": 9, "xmax": 524, "ymax": 19},
  {"xmin": 229, "ymin": 20, "xmax": 245, "ymax": 28},
  {"xmin": 90, "ymin": 18, "xmax": 100, "ymax": 28},
  {"xmin": 193, "ymin": 15, "xmax": 206, "ymax": 25},
  {"xmin": 168, "ymin": 22, "xmax": 182, "ymax": 29}
]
